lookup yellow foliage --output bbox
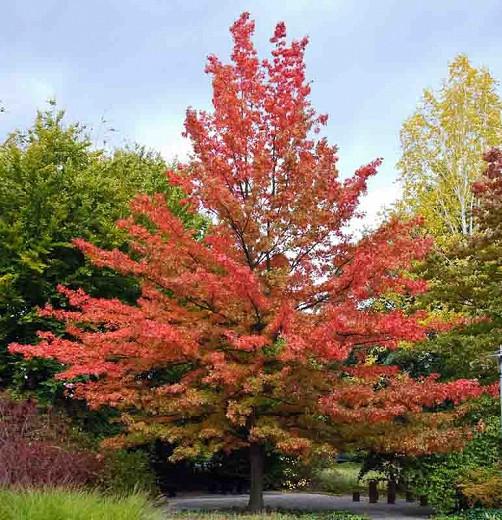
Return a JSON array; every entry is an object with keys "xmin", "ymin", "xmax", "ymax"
[
  {"xmin": 458, "ymin": 466, "xmax": 502, "ymax": 508},
  {"xmin": 397, "ymin": 54, "xmax": 502, "ymax": 242}
]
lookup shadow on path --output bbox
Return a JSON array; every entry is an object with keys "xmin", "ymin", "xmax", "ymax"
[{"xmin": 166, "ymin": 492, "xmax": 434, "ymax": 519}]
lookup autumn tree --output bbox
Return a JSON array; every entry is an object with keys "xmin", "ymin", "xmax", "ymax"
[
  {"xmin": 397, "ymin": 55, "xmax": 502, "ymax": 241},
  {"xmin": 10, "ymin": 15, "xmax": 494, "ymax": 511}
]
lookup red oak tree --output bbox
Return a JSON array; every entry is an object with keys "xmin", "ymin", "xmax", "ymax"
[{"xmin": 10, "ymin": 13, "xmax": 493, "ymax": 511}]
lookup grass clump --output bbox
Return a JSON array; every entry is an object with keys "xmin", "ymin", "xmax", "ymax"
[{"xmin": 0, "ymin": 487, "xmax": 162, "ymax": 520}]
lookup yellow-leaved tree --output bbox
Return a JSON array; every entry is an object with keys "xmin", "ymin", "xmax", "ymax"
[{"xmin": 397, "ymin": 55, "xmax": 502, "ymax": 241}]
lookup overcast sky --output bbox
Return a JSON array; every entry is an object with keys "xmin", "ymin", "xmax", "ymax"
[{"xmin": 1, "ymin": 0, "xmax": 501, "ymax": 226}]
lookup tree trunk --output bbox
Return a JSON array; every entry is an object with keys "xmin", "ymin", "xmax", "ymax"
[{"xmin": 248, "ymin": 443, "xmax": 265, "ymax": 512}]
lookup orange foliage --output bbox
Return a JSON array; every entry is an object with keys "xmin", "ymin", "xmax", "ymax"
[{"xmin": 10, "ymin": 13, "xmax": 494, "ymax": 462}]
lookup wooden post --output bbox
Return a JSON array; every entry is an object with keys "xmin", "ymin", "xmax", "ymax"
[
  {"xmin": 352, "ymin": 491, "xmax": 360, "ymax": 502},
  {"xmin": 369, "ymin": 480, "xmax": 379, "ymax": 503},
  {"xmin": 419, "ymin": 495, "xmax": 428, "ymax": 507},
  {"xmin": 387, "ymin": 480, "xmax": 396, "ymax": 504},
  {"xmin": 405, "ymin": 491, "xmax": 414, "ymax": 502}
]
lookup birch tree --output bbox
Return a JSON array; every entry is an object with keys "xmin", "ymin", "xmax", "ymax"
[{"xmin": 398, "ymin": 55, "xmax": 502, "ymax": 241}]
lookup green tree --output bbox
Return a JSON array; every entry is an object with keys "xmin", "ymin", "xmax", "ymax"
[
  {"xmin": 0, "ymin": 106, "xmax": 201, "ymax": 399},
  {"xmin": 393, "ymin": 149, "xmax": 502, "ymax": 383},
  {"xmin": 397, "ymin": 55, "xmax": 502, "ymax": 241}
]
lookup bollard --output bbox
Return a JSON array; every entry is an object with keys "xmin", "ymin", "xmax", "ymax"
[
  {"xmin": 352, "ymin": 491, "xmax": 360, "ymax": 502},
  {"xmin": 419, "ymin": 495, "xmax": 428, "ymax": 507},
  {"xmin": 405, "ymin": 491, "xmax": 414, "ymax": 502},
  {"xmin": 369, "ymin": 479, "xmax": 379, "ymax": 503},
  {"xmin": 387, "ymin": 480, "xmax": 396, "ymax": 504}
]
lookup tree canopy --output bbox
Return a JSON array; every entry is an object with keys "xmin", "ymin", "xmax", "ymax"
[{"xmin": 0, "ymin": 106, "xmax": 202, "ymax": 397}]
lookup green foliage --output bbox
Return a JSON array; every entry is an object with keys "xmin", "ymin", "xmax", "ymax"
[
  {"xmin": 434, "ymin": 510, "xmax": 502, "ymax": 520},
  {"xmin": 278, "ymin": 458, "xmax": 311, "ymax": 490},
  {"xmin": 0, "ymin": 488, "xmax": 162, "ymax": 520},
  {"xmin": 313, "ymin": 462, "xmax": 384, "ymax": 495},
  {"xmin": 392, "ymin": 150, "xmax": 502, "ymax": 387},
  {"xmin": 401, "ymin": 413, "xmax": 502, "ymax": 513},
  {"xmin": 402, "ymin": 252, "xmax": 502, "ymax": 382},
  {"xmin": 265, "ymin": 453, "xmax": 317, "ymax": 491},
  {"xmin": 0, "ymin": 105, "xmax": 202, "ymax": 402},
  {"xmin": 313, "ymin": 466, "xmax": 359, "ymax": 495},
  {"xmin": 97, "ymin": 449, "xmax": 158, "ymax": 496},
  {"xmin": 458, "ymin": 466, "xmax": 502, "ymax": 509}
]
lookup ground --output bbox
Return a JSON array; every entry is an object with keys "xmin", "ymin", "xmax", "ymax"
[{"xmin": 166, "ymin": 492, "xmax": 434, "ymax": 520}]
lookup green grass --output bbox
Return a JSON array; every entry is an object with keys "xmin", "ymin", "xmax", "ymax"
[
  {"xmin": 168, "ymin": 513, "xmax": 368, "ymax": 520},
  {"xmin": 0, "ymin": 488, "xmax": 163, "ymax": 520},
  {"xmin": 313, "ymin": 462, "xmax": 384, "ymax": 495}
]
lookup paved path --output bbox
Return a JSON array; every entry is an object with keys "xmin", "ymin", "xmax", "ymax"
[{"xmin": 166, "ymin": 492, "xmax": 434, "ymax": 519}]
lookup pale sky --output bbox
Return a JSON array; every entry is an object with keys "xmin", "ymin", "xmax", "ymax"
[{"xmin": 1, "ymin": 0, "xmax": 501, "ymax": 227}]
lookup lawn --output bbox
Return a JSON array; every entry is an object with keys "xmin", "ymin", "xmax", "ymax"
[
  {"xmin": 0, "ymin": 488, "xmax": 371, "ymax": 520},
  {"xmin": 313, "ymin": 462, "xmax": 385, "ymax": 495},
  {"xmin": 0, "ymin": 488, "xmax": 163, "ymax": 520}
]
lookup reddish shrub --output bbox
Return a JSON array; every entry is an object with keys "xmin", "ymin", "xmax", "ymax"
[{"xmin": 0, "ymin": 395, "xmax": 100, "ymax": 487}]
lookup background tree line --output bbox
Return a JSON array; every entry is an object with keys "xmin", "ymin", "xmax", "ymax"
[{"xmin": 373, "ymin": 54, "xmax": 502, "ymax": 512}]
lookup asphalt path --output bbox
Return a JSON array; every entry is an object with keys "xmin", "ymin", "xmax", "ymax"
[{"xmin": 166, "ymin": 492, "xmax": 434, "ymax": 519}]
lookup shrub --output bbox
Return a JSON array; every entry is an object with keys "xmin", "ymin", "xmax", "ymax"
[
  {"xmin": 0, "ymin": 394, "xmax": 100, "ymax": 487},
  {"xmin": 400, "ymin": 412, "xmax": 502, "ymax": 513},
  {"xmin": 97, "ymin": 449, "xmax": 158, "ymax": 496},
  {"xmin": 0, "ymin": 488, "xmax": 162, "ymax": 520},
  {"xmin": 458, "ymin": 466, "xmax": 502, "ymax": 509},
  {"xmin": 434, "ymin": 509, "xmax": 502, "ymax": 519}
]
